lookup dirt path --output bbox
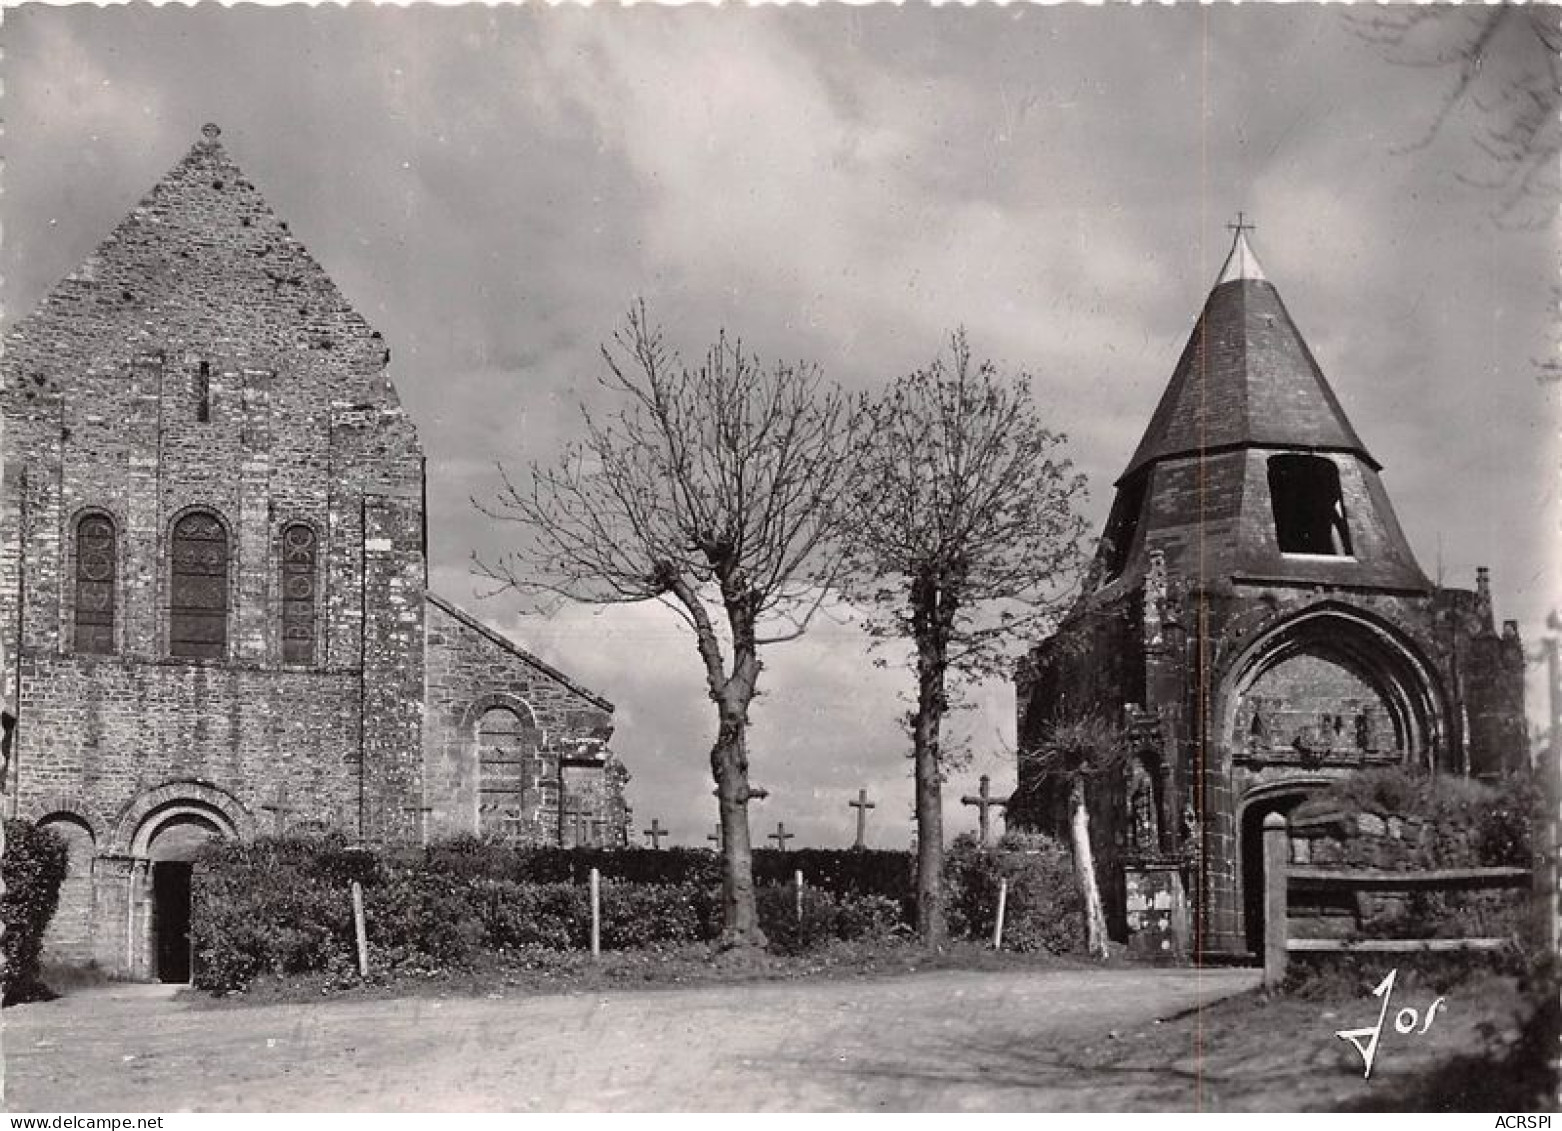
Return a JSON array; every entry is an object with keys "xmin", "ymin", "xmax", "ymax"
[{"xmin": 5, "ymin": 968, "xmax": 1258, "ymax": 1112}]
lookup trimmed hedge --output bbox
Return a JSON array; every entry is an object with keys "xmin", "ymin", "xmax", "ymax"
[
  {"xmin": 191, "ymin": 831, "xmax": 1086, "ymax": 993},
  {"xmin": 420, "ymin": 837, "xmax": 913, "ymax": 899},
  {"xmin": 190, "ymin": 834, "xmax": 912, "ymax": 993},
  {"xmin": 2, "ymin": 820, "xmax": 68, "ymax": 1003}
]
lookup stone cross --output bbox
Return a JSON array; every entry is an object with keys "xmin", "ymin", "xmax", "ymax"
[
  {"xmin": 706, "ymin": 823, "xmax": 723, "ymax": 849},
  {"xmin": 642, "ymin": 818, "xmax": 669, "ymax": 850},
  {"xmin": 768, "ymin": 822, "xmax": 796, "ymax": 850},
  {"xmin": 261, "ymin": 783, "xmax": 299, "ymax": 836},
  {"xmin": 848, "ymin": 788, "xmax": 876, "ymax": 849},
  {"xmin": 1227, "ymin": 211, "xmax": 1256, "ymax": 237},
  {"xmin": 961, "ymin": 775, "xmax": 1008, "ymax": 847}
]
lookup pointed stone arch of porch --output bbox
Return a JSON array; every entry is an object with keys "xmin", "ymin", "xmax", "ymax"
[{"xmin": 1215, "ymin": 600, "xmax": 1453, "ymax": 774}]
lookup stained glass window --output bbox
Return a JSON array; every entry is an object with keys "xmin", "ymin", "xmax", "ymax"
[
  {"xmin": 280, "ymin": 524, "xmax": 317, "ymax": 665},
  {"xmin": 170, "ymin": 512, "xmax": 228, "ymax": 660},
  {"xmin": 74, "ymin": 514, "xmax": 116, "ymax": 654}
]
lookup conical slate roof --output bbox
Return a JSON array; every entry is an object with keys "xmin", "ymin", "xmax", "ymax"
[
  {"xmin": 1120, "ymin": 231, "xmax": 1374, "ymax": 483},
  {"xmin": 1088, "ymin": 228, "xmax": 1430, "ymax": 595}
]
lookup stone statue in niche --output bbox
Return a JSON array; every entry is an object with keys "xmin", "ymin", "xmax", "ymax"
[
  {"xmin": 1244, "ymin": 695, "xmax": 1270, "ymax": 753},
  {"xmin": 1357, "ymin": 703, "xmax": 1382, "ymax": 753},
  {"xmin": 1126, "ymin": 758, "xmax": 1160, "ymax": 857}
]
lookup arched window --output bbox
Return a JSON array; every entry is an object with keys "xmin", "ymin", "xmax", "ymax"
[
  {"xmin": 170, "ymin": 511, "xmax": 229, "ymax": 660},
  {"xmin": 73, "ymin": 513, "xmax": 116, "ymax": 654},
  {"xmin": 477, "ymin": 705, "xmax": 537, "ymax": 840},
  {"xmin": 280, "ymin": 523, "xmax": 318, "ymax": 665}
]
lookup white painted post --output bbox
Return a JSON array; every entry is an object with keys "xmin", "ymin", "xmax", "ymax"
[
  {"xmin": 794, "ymin": 868, "xmax": 804, "ymax": 922},
  {"xmin": 992, "ymin": 877, "xmax": 1009, "ymax": 950},
  {"xmin": 351, "ymin": 880, "xmax": 369, "ymax": 978},
  {"xmin": 589, "ymin": 867, "xmax": 601, "ymax": 958}
]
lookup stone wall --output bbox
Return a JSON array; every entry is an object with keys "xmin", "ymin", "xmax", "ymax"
[
  {"xmin": 1285, "ymin": 809, "xmax": 1528, "ymax": 942},
  {"xmin": 1, "ymin": 129, "xmax": 433, "ymax": 976},
  {"xmin": 423, "ymin": 595, "xmax": 628, "ymax": 846},
  {"xmin": 4, "ymin": 126, "xmax": 624, "ymax": 976}
]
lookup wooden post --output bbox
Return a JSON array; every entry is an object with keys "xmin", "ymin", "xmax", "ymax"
[
  {"xmin": 351, "ymin": 880, "xmax": 369, "ymax": 978},
  {"xmin": 992, "ymin": 877, "xmax": 1009, "ymax": 950},
  {"xmin": 1262, "ymin": 812, "xmax": 1289, "ymax": 988},
  {"xmin": 794, "ymin": 868, "xmax": 804, "ymax": 922},
  {"xmin": 589, "ymin": 867, "xmax": 601, "ymax": 959}
]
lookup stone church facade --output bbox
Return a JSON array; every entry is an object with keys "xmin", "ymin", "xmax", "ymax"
[
  {"xmin": 0, "ymin": 126, "xmax": 630, "ymax": 981},
  {"xmin": 1014, "ymin": 230, "xmax": 1528, "ymax": 959}
]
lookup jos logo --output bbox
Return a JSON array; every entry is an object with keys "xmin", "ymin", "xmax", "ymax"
[{"xmin": 1335, "ymin": 968, "xmax": 1446, "ymax": 1079}]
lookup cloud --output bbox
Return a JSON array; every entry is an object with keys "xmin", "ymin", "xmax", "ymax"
[{"xmin": 4, "ymin": 5, "xmax": 1555, "ymax": 843}]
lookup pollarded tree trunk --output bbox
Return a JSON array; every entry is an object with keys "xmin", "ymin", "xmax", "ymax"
[
  {"xmin": 1068, "ymin": 773, "xmax": 1110, "ymax": 959},
  {"xmin": 712, "ymin": 705, "xmax": 766, "ymax": 948},
  {"xmin": 664, "ymin": 567, "xmax": 767, "ymax": 948},
  {"xmin": 912, "ymin": 601, "xmax": 949, "ymax": 949}
]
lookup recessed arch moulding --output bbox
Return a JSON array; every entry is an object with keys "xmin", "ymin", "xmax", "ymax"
[{"xmin": 1215, "ymin": 600, "xmax": 1454, "ymax": 787}]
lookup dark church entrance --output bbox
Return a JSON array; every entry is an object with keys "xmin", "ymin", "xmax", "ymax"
[
  {"xmin": 152, "ymin": 862, "xmax": 194, "ymax": 983},
  {"xmin": 1240, "ymin": 788, "xmax": 1316, "ymax": 958},
  {"xmin": 144, "ymin": 813, "xmax": 223, "ymax": 984}
]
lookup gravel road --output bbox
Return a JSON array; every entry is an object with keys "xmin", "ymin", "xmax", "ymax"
[{"xmin": 5, "ymin": 967, "xmax": 1259, "ymax": 1112}]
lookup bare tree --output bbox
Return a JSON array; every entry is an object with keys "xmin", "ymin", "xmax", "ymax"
[
  {"xmin": 1348, "ymin": 6, "xmax": 1560, "ymax": 229},
  {"xmin": 478, "ymin": 303, "xmax": 858, "ymax": 948},
  {"xmin": 1018, "ymin": 714, "xmax": 1131, "ymax": 960},
  {"xmin": 1346, "ymin": 7, "xmax": 1561, "ymax": 382},
  {"xmin": 847, "ymin": 331, "xmax": 1089, "ymax": 947}
]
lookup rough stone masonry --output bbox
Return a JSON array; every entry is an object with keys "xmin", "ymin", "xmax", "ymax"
[
  {"xmin": 0, "ymin": 125, "xmax": 631, "ymax": 980},
  {"xmin": 1012, "ymin": 229, "xmax": 1527, "ymax": 961}
]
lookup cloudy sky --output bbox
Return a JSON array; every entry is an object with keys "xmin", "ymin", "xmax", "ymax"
[{"xmin": 4, "ymin": 4, "xmax": 1556, "ymax": 849}]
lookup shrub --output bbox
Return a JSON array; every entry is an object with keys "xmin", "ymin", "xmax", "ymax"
[
  {"xmin": 752, "ymin": 849, "xmax": 913, "ymax": 902},
  {"xmin": 2, "ymin": 820, "xmax": 68, "ymax": 1003},
  {"xmin": 944, "ymin": 831, "xmax": 1085, "ymax": 954},
  {"xmin": 599, "ymin": 882, "xmax": 722, "ymax": 949},
  {"xmin": 191, "ymin": 838, "xmax": 361, "ymax": 994},
  {"xmin": 471, "ymin": 880, "xmax": 585, "ymax": 951},
  {"xmin": 1294, "ymin": 767, "xmax": 1536, "ymax": 870},
  {"xmin": 425, "ymin": 838, "xmax": 724, "ymax": 887},
  {"xmin": 756, "ymin": 886, "xmax": 905, "ymax": 955}
]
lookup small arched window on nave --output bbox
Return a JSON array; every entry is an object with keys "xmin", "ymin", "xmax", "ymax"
[
  {"xmin": 73, "ymin": 513, "xmax": 117, "ymax": 654},
  {"xmin": 478, "ymin": 705, "xmax": 537, "ymax": 841},
  {"xmin": 280, "ymin": 523, "xmax": 318, "ymax": 666},
  {"xmin": 169, "ymin": 511, "xmax": 229, "ymax": 660}
]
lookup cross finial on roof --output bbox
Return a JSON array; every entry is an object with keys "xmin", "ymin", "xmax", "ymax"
[
  {"xmin": 1216, "ymin": 214, "xmax": 1267, "ymax": 285},
  {"xmin": 1226, "ymin": 211, "xmax": 1255, "ymax": 237}
]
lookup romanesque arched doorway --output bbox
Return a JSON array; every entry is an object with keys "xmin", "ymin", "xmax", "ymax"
[
  {"xmin": 146, "ymin": 815, "xmax": 222, "ymax": 983},
  {"xmin": 129, "ymin": 801, "xmax": 236, "ymax": 983}
]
